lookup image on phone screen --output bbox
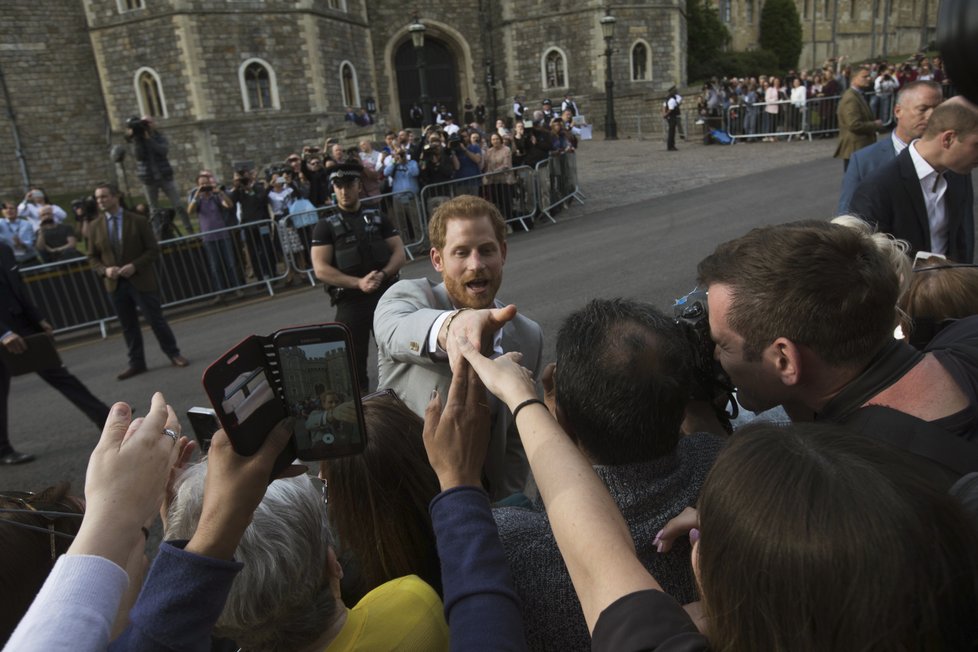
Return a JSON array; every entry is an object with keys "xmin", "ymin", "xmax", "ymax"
[{"xmin": 276, "ymin": 339, "xmax": 364, "ymax": 457}]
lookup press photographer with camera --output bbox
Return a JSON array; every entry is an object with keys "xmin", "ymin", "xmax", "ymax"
[
  {"xmin": 228, "ymin": 165, "xmax": 277, "ymax": 282},
  {"xmin": 125, "ymin": 115, "xmax": 193, "ymax": 235},
  {"xmin": 188, "ymin": 173, "xmax": 241, "ymax": 295},
  {"xmin": 419, "ymin": 133, "xmax": 458, "ymax": 189}
]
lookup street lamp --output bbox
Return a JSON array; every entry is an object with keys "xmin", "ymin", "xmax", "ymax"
[
  {"xmin": 409, "ymin": 16, "xmax": 430, "ymax": 126},
  {"xmin": 600, "ymin": 11, "xmax": 618, "ymax": 140}
]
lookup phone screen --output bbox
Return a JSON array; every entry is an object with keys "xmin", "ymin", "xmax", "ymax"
[{"xmin": 273, "ymin": 325, "xmax": 366, "ymax": 459}]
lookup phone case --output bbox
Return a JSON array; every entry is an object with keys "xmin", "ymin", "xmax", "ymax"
[{"xmin": 201, "ymin": 334, "xmax": 296, "ymax": 476}]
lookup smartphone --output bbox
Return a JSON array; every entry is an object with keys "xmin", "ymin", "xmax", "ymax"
[
  {"xmin": 272, "ymin": 324, "xmax": 366, "ymax": 460},
  {"xmin": 186, "ymin": 406, "xmax": 220, "ymax": 454},
  {"xmin": 202, "ymin": 335, "xmax": 296, "ymax": 478}
]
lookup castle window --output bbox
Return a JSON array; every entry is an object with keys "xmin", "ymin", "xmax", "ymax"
[
  {"xmin": 133, "ymin": 67, "xmax": 167, "ymax": 119},
  {"xmin": 238, "ymin": 58, "xmax": 281, "ymax": 111},
  {"xmin": 340, "ymin": 61, "xmax": 360, "ymax": 108},
  {"xmin": 542, "ymin": 48, "xmax": 568, "ymax": 90},
  {"xmin": 630, "ymin": 41, "xmax": 651, "ymax": 81},
  {"xmin": 117, "ymin": 0, "xmax": 144, "ymax": 12},
  {"xmin": 326, "ymin": 0, "xmax": 347, "ymax": 10},
  {"xmin": 746, "ymin": 0, "xmax": 754, "ymax": 23}
]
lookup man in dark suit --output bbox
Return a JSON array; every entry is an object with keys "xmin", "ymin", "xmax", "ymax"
[
  {"xmin": 89, "ymin": 183, "xmax": 188, "ymax": 379},
  {"xmin": 838, "ymin": 81, "xmax": 943, "ymax": 214},
  {"xmin": 849, "ymin": 97, "xmax": 978, "ymax": 263},
  {"xmin": 0, "ymin": 243, "xmax": 109, "ymax": 464}
]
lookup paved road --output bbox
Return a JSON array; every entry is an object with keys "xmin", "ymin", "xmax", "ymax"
[{"xmin": 3, "ymin": 145, "xmax": 842, "ymax": 492}]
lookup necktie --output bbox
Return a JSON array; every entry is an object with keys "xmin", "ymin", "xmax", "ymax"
[{"xmin": 110, "ymin": 215, "xmax": 122, "ymax": 260}]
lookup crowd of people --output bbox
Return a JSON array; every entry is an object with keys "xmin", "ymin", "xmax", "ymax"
[
  {"xmin": 684, "ymin": 52, "xmax": 957, "ymax": 142},
  {"xmin": 4, "ymin": 56, "xmax": 978, "ymax": 652},
  {"xmin": 3, "ymin": 186, "xmax": 977, "ymax": 651}
]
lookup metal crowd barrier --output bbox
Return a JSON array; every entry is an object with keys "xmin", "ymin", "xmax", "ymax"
[
  {"xmin": 534, "ymin": 153, "xmax": 582, "ymax": 222},
  {"xmin": 420, "ymin": 165, "xmax": 539, "ymax": 232},
  {"xmin": 722, "ymin": 98, "xmax": 808, "ymax": 142},
  {"xmin": 26, "ymin": 162, "xmax": 587, "ymax": 338},
  {"xmin": 20, "ymin": 219, "xmax": 290, "ymax": 337}
]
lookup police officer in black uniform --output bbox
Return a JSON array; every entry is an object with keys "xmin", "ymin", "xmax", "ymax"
[{"xmin": 310, "ymin": 162, "xmax": 406, "ymax": 392}]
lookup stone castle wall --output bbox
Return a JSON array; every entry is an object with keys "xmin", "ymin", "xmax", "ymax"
[{"xmin": 0, "ymin": 1, "xmax": 114, "ymax": 201}]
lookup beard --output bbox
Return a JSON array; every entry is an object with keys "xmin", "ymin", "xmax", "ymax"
[{"xmin": 443, "ymin": 271, "xmax": 502, "ymax": 309}]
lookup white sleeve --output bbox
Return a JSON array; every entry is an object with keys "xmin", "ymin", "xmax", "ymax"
[
  {"xmin": 428, "ymin": 310, "xmax": 454, "ymax": 355},
  {"xmin": 3, "ymin": 554, "xmax": 128, "ymax": 652}
]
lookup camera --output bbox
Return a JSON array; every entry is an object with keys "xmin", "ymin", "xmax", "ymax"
[
  {"xmin": 126, "ymin": 115, "xmax": 149, "ymax": 138},
  {"xmin": 199, "ymin": 184, "xmax": 213, "ymax": 193},
  {"xmin": 673, "ymin": 287, "xmax": 737, "ymax": 432},
  {"xmin": 447, "ymin": 133, "xmax": 463, "ymax": 150},
  {"xmin": 71, "ymin": 196, "xmax": 98, "ymax": 222}
]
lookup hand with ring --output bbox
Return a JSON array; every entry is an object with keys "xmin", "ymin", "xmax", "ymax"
[{"xmin": 67, "ymin": 393, "xmax": 184, "ymax": 569}]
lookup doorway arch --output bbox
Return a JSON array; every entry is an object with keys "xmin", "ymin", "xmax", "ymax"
[{"xmin": 394, "ymin": 37, "xmax": 458, "ymax": 126}]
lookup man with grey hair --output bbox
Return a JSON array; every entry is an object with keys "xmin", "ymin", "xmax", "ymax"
[
  {"xmin": 166, "ymin": 466, "xmax": 448, "ymax": 651},
  {"xmin": 838, "ymin": 80, "xmax": 944, "ymax": 213}
]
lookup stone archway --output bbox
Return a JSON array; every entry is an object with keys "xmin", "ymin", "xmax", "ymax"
[
  {"xmin": 385, "ymin": 20, "xmax": 475, "ymax": 129},
  {"xmin": 394, "ymin": 37, "xmax": 459, "ymax": 126}
]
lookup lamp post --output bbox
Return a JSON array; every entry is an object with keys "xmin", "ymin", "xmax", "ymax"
[
  {"xmin": 600, "ymin": 11, "xmax": 618, "ymax": 140},
  {"xmin": 409, "ymin": 16, "xmax": 430, "ymax": 125}
]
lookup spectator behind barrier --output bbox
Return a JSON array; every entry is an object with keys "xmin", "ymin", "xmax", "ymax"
[
  {"xmin": 453, "ymin": 337, "xmax": 978, "ymax": 651},
  {"xmin": 830, "ymin": 215, "xmax": 912, "ymax": 298},
  {"xmin": 900, "ymin": 255, "xmax": 978, "ymax": 348},
  {"xmin": 319, "ymin": 392, "xmax": 442, "ymax": 604},
  {"xmin": 493, "ymin": 299, "xmax": 723, "ymax": 651},
  {"xmin": 167, "ymin": 443, "xmax": 449, "ymax": 651}
]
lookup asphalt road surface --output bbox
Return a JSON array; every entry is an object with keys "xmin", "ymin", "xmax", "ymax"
[{"xmin": 0, "ymin": 153, "xmax": 844, "ymax": 492}]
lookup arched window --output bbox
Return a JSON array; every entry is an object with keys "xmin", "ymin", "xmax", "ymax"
[
  {"xmin": 133, "ymin": 67, "xmax": 167, "ymax": 118},
  {"xmin": 631, "ymin": 41, "xmax": 651, "ymax": 81},
  {"xmin": 238, "ymin": 58, "xmax": 280, "ymax": 111},
  {"xmin": 340, "ymin": 61, "xmax": 360, "ymax": 108},
  {"xmin": 542, "ymin": 48, "xmax": 568, "ymax": 90}
]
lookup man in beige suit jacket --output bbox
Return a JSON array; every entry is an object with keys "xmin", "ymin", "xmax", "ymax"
[
  {"xmin": 834, "ymin": 67, "xmax": 882, "ymax": 171},
  {"xmin": 374, "ymin": 195, "xmax": 543, "ymax": 499},
  {"xmin": 89, "ymin": 183, "xmax": 187, "ymax": 379}
]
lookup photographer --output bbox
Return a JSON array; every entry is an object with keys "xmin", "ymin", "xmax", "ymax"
[
  {"xmin": 419, "ymin": 133, "xmax": 459, "ymax": 189},
  {"xmin": 384, "ymin": 145, "xmax": 421, "ymax": 240},
  {"xmin": 453, "ymin": 130, "xmax": 484, "ymax": 197},
  {"xmin": 188, "ymin": 173, "xmax": 241, "ymax": 294},
  {"xmin": 125, "ymin": 115, "xmax": 193, "ymax": 234},
  {"xmin": 228, "ymin": 166, "xmax": 277, "ymax": 282},
  {"xmin": 70, "ymin": 195, "xmax": 99, "ymax": 247}
]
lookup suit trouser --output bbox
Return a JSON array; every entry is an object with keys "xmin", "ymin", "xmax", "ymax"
[
  {"xmin": 111, "ymin": 279, "xmax": 180, "ymax": 368},
  {"xmin": 334, "ymin": 289, "xmax": 386, "ymax": 393},
  {"xmin": 0, "ymin": 359, "xmax": 110, "ymax": 453},
  {"xmin": 667, "ymin": 116, "xmax": 678, "ymax": 149}
]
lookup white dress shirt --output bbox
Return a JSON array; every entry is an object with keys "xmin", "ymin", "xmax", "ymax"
[{"xmin": 908, "ymin": 141, "xmax": 948, "ymax": 255}]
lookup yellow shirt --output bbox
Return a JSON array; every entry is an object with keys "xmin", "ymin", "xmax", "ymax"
[{"xmin": 325, "ymin": 575, "xmax": 449, "ymax": 651}]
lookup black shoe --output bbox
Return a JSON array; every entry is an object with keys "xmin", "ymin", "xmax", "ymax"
[
  {"xmin": 117, "ymin": 366, "xmax": 148, "ymax": 380},
  {"xmin": 1, "ymin": 450, "xmax": 35, "ymax": 465},
  {"xmin": 668, "ymin": 147, "xmax": 679, "ymax": 151}
]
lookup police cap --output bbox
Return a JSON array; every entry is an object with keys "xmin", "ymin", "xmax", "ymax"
[{"xmin": 329, "ymin": 162, "xmax": 363, "ymax": 186}]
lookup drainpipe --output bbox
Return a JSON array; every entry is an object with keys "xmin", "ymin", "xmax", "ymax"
[{"xmin": 0, "ymin": 62, "xmax": 31, "ymax": 193}]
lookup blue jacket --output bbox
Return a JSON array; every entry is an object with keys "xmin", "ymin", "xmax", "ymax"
[
  {"xmin": 837, "ymin": 135, "xmax": 900, "ymax": 215},
  {"xmin": 384, "ymin": 159, "xmax": 420, "ymax": 198}
]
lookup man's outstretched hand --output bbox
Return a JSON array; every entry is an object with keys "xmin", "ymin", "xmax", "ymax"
[{"xmin": 439, "ymin": 304, "xmax": 518, "ymax": 364}]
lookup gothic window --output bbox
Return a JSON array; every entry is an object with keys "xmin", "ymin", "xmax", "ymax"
[
  {"xmin": 746, "ymin": 0, "xmax": 754, "ymax": 23},
  {"xmin": 631, "ymin": 41, "xmax": 651, "ymax": 81},
  {"xmin": 117, "ymin": 0, "xmax": 144, "ymax": 11},
  {"xmin": 340, "ymin": 61, "xmax": 360, "ymax": 108},
  {"xmin": 134, "ymin": 68, "xmax": 167, "ymax": 118},
  {"xmin": 238, "ymin": 59, "xmax": 280, "ymax": 111},
  {"xmin": 542, "ymin": 48, "xmax": 568, "ymax": 90}
]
